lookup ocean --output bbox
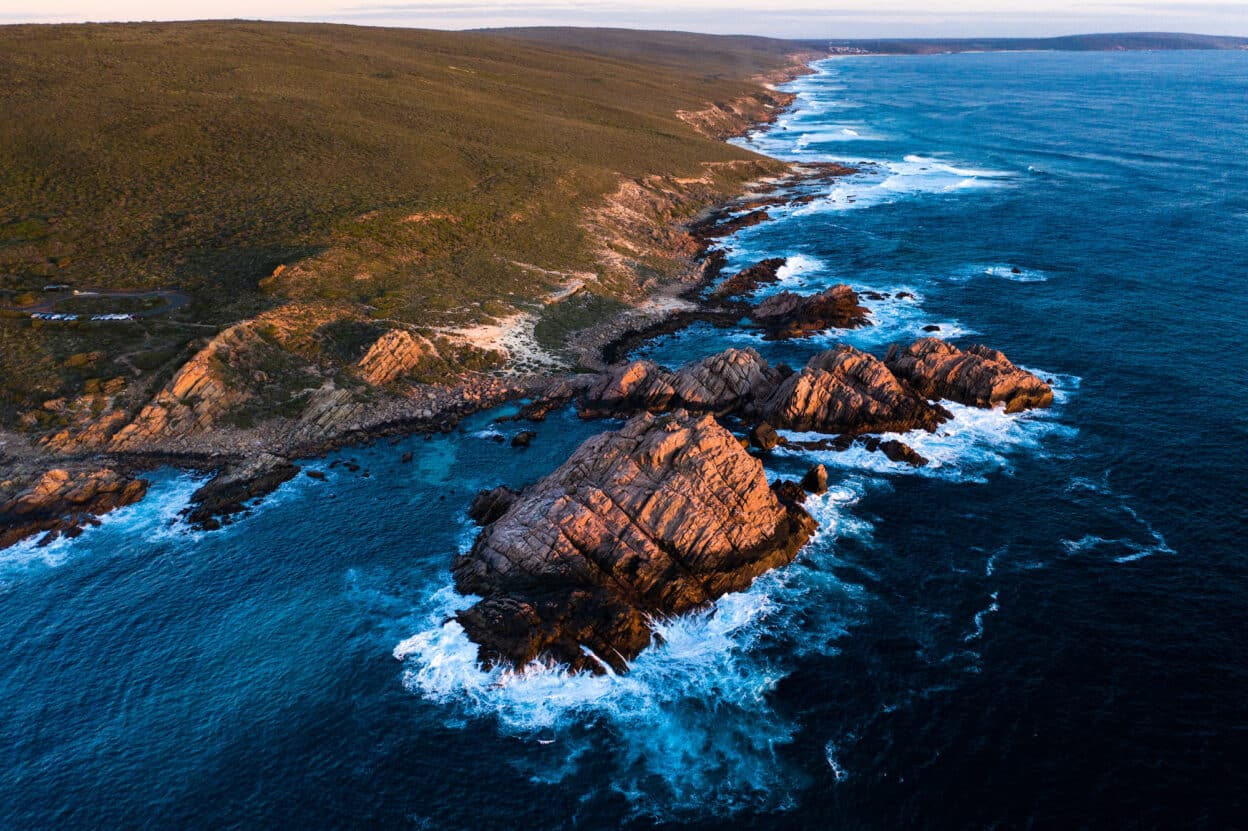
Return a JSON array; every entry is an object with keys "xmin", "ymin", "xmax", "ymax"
[{"xmin": 3, "ymin": 50, "xmax": 1246, "ymax": 829}]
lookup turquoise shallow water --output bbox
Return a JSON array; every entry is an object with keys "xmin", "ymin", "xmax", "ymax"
[{"xmin": 3, "ymin": 51, "xmax": 1247, "ymax": 829}]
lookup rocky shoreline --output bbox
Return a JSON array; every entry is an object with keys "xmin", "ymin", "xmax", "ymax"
[
  {"xmin": 0, "ymin": 53, "xmax": 1065, "ymax": 678},
  {"xmin": 0, "ymin": 57, "xmax": 828, "ymax": 547}
]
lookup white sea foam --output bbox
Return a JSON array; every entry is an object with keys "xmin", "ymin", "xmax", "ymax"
[
  {"xmin": 773, "ymin": 254, "xmax": 827, "ymax": 288},
  {"xmin": 778, "ymin": 398, "xmax": 1076, "ymax": 484},
  {"xmin": 963, "ymin": 592, "xmax": 1000, "ymax": 642},
  {"xmin": 0, "ymin": 472, "xmax": 202, "ymax": 582},
  {"xmin": 945, "ymin": 264, "xmax": 1051, "ymax": 283},
  {"xmin": 394, "ymin": 485, "xmax": 869, "ymax": 817}
]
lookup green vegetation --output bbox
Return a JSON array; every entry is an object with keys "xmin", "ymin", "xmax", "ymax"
[{"xmin": 0, "ymin": 22, "xmax": 807, "ymax": 424}]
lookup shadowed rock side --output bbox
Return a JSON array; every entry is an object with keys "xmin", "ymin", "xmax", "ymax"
[
  {"xmin": 751, "ymin": 285, "xmax": 871, "ymax": 339},
  {"xmin": 886, "ymin": 338, "xmax": 1054, "ymax": 413},
  {"xmin": 759, "ymin": 346, "xmax": 951, "ymax": 435},
  {"xmin": 579, "ymin": 347, "xmax": 779, "ymax": 417},
  {"xmin": 453, "ymin": 410, "xmax": 817, "ymax": 673},
  {"xmin": 709, "ymin": 257, "xmax": 787, "ymax": 299},
  {"xmin": 184, "ymin": 453, "xmax": 300, "ymax": 530},
  {"xmin": 0, "ymin": 468, "xmax": 148, "ymax": 548}
]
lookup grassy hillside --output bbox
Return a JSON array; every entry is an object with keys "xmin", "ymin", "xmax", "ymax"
[{"xmin": 0, "ymin": 22, "xmax": 808, "ymax": 423}]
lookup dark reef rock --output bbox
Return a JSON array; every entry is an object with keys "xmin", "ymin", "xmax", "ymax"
[
  {"xmin": 760, "ymin": 346, "xmax": 949, "ymax": 436},
  {"xmin": 710, "ymin": 257, "xmax": 787, "ymax": 300},
  {"xmin": 0, "ymin": 468, "xmax": 148, "ymax": 548},
  {"xmin": 885, "ymin": 338, "xmax": 1054, "ymax": 413},
  {"xmin": 511, "ymin": 430, "xmax": 537, "ymax": 448},
  {"xmin": 878, "ymin": 439, "xmax": 929, "ymax": 467},
  {"xmin": 749, "ymin": 421, "xmax": 782, "ymax": 451},
  {"xmin": 691, "ymin": 208, "xmax": 771, "ymax": 242},
  {"xmin": 184, "ymin": 452, "xmax": 299, "ymax": 529},
  {"xmin": 801, "ymin": 463, "xmax": 829, "ymax": 494},
  {"xmin": 751, "ymin": 285, "xmax": 871, "ymax": 338},
  {"xmin": 452, "ymin": 411, "xmax": 816, "ymax": 673},
  {"xmin": 468, "ymin": 486, "xmax": 519, "ymax": 527}
]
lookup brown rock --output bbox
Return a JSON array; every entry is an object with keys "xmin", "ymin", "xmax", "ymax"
[
  {"xmin": 709, "ymin": 257, "xmax": 786, "ymax": 299},
  {"xmin": 885, "ymin": 338, "xmax": 1054, "ymax": 413},
  {"xmin": 580, "ymin": 348, "xmax": 778, "ymax": 418},
  {"xmin": 0, "ymin": 468, "xmax": 148, "ymax": 549},
  {"xmin": 579, "ymin": 360, "xmax": 676, "ymax": 417},
  {"xmin": 749, "ymin": 421, "xmax": 782, "ymax": 451},
  {"xmin": 771, "ymin": 479, "xmax": 807, "ymax": 505},
  {"xmin": 801, "ymin": 464, "xmax": 829, "ymax": 494},
  {"xmin": 751, "ymin": 285, "xmax": 871, "ymax": 338},
  {"xmin": 468, "ymin": 486, "xmax": 519, "ymax": 526},
  {"xmin": 760, "ymin": 346, "xmax": 949, "ymax": 435},
  {"xmin": 878, "ymin": 439, "xmax": 929, "ymax": 467},
  {"xmin": 511, "ymin": 431, "xmax": 537, "ymax": 448},
  {"xmin": 452, "ymin": 411, "xmax": 817, "ymax": 673}
]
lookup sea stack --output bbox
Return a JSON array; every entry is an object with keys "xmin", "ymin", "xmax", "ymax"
[{"xmin": 452, "ymin": 410, "xmax": 817, "ymax": 673}]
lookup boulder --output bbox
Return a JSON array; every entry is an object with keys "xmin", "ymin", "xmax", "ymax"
[
  {"xmin": 878, "ymin": 439, "xmax": 929, "ymax": 467},
  {"xmin": 357, "ymin": 329, "xmax": 436, "ymax": 385},
  {"xmin": 885, "ymin": 338, "xmax": 1054, "ymax": 413},
  {"xmin": 749, "ymin": 421, "xmax": 782, "ymax": 451},
  {"xmin": 511, "ymin": 430, "xmax": 537, "ymax": 448},
  {"xmin": 751, "ymin": 285, "xmax": 871, "ymax": 338},
  {"xmin": 452, "ymin": 411, "xmax": 817, "ymax": 673},
  {"xmin": 760, "ymin": 346, "xmax": 949, "ymax": 436},
  {"xmin": 668, "ymin": 348, "xmax": 780, "ymax": 413},
  {"xmin": 801, "ymin": 464, "xmax": 829, "ymax": 494}
]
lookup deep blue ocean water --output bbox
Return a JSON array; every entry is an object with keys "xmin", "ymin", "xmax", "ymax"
[{"xmin": 3, "ymin": 51, "xmax": 1247, "ymax": 829}]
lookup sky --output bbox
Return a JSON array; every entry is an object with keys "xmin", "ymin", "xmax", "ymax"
[{"xmin": 2, "ymin": 0, "xmax": 1246, "ymax": 38}]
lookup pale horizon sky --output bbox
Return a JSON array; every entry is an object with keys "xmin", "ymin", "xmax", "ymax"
[{"xmin": 2, "ymin": 0, "xmax": 1246, "ymax": 39}]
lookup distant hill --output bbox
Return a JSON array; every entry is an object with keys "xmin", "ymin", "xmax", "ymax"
[{"xmin": 825, "ymin": 32, "xmax": 1248, "ymax": 55}]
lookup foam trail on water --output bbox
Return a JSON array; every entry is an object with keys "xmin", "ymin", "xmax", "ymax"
[{"xmin": 778, "ymin": 397, "xmax": 1077, "ymax": 485}]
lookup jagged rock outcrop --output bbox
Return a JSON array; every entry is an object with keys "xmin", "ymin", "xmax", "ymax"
[
  {"xmin": 579, "ymin": 360, "xmax": 676, "ymax": 417},
  {"xmin": 35, "ymin": 377, "xmax": 130, "ymax": 451},
  {"xmin": 0, "ymin": 468, "xmax": 148, "ymax": 548},
  {"xmin": 580, "ymin": 348, "xmax": 779, "ymax": 418},
  {"xmin": 709, "ymin": 257, "xmax": 786, "ymax": 299},
  {"xmin": 760, "ymin": 346, "xmax": 950, "ymax": 435},
  {"xmin": 468, "ymin": 486, "xmax": 519, "ymax": 526},
  {"xmin": 184, "ymin": 452, "xmax": 299, "ymax": 530},
  {"xmin": 751, "ymin": 285, "xmax": 871, "ymax": 338},
  {"xmin": 452, "ymin": 410, "xmax": 817, "ymax": 673},
  {"xmin": 357, "ymin": 329, "xmax": 436, "ymax": 385},
  {"xmin": 110, "ymin": 322, "xmax": 268, "ymax": 449},
  {"xmin": 885, "ymin": 338, "xmax": 1054, "ymax": 413}
]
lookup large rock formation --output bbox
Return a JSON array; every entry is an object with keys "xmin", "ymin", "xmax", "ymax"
[
  {"xmin": 452, "ymin": 411, "xmax": 817, "ymax": 673},
  {"xmin": 760, "ymin": 346, "xmax": 949, "ymax": 435},
  {"xmin": 580, "ymin": 348, "xmax": 779, "ymax": 418},
  {"xmin": 751, "ymin": 285, "xmax": 871, "ymax": 338},
  {"xmin": 885, "ymin": 338, "xmax": 1054, "ymax": 413},
  {"xmin": 0, "ymin": 468, "xmax": 148, "ymax": 548}
]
